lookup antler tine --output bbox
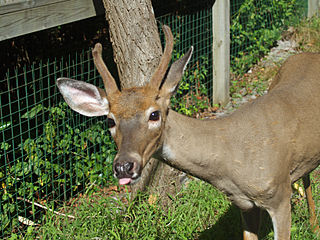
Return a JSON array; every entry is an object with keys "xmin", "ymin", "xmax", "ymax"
[
  {"xmin": 92, "ymin": 43, "xmax": 119, "ymax": 95},
  {"xmin": 149, "ymin": 25, "xmax": 174, "ymax": 89}
]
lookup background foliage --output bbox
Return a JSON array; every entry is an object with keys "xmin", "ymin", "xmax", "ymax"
[{"xmin": 230, "ymin": 0, "xmax": 300, "ymax": 75}]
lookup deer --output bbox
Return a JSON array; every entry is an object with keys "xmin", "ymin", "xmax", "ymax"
[{"xmin": 57, "ymin": 25, "xmax": 320, "ymax": 240}]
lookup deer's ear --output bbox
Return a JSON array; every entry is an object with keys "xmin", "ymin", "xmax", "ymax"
[
  {"xmin": 160, "ymin": 47, "xmax": 193, "ymax": 97},
  {"xmin": 57, "ymin": 78, "xmax": 109, "ymax": 116}
]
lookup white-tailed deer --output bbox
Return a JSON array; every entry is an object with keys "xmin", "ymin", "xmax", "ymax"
[{"xmin": 57, "ymin": 25, "xmax": 320, "ymax": 240}]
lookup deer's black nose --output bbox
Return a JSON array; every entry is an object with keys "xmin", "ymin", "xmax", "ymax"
[{"xmin": 114, "ymin": 162, "xmax": 134, "ymax": 177}]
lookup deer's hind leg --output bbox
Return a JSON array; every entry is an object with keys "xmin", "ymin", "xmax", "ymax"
[
  {"xmin": 241, "ymin": 206, "xmax": 261, "ymax": 240},
  {"xmin": 302, "ymin": 174, "xmax": 320, "ymax": 234}
]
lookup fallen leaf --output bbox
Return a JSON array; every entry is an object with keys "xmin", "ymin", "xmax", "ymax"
[{"xmin": 148, "ymin": 194, "xmax": 157, "ymax": 205}]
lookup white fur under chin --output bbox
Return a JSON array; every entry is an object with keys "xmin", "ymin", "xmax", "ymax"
[{"xmin": 162, "ymin": 144, "xmax": 175, "ymax": 160}]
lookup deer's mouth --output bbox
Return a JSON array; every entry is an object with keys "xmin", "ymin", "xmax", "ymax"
[
  {"xmin": 118, "ymin": 175, "xmax": 141, "ymax": 185},
  {"xmin": 119, "ymin": 178, "xmax": 132, "ymax": 185},
  {"xmin": 115, "ymin": 169, "xmax": 140, "ymax": 185},
  {"xmin": 117, "ymin": 170, "xmax": 141, "ymax": 185},
  {"xmin": 113, "ymin": 154, "xmax": 142, "ymax": 185}
]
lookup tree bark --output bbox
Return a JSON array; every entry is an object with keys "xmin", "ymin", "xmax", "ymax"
[
  {"xmin": 102, "ymin": 0, "xmax": 183, "ymax": 201},
  {"xmin": 103, "ymin": 0, "xmax": 161, "ymax": 88}
]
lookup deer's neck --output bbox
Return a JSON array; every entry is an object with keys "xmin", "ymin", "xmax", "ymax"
[{"xmin": 160, "ymin": 109, "xmax": 232, "ymax": 185}]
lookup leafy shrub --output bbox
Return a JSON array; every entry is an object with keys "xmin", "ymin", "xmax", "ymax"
[
  {"xmin": 231, "ymin": 0, "xmax": 299, "ymax": 75},
  {"xmin": 0, "ymin": 102, "xmax": 117, "ymax": 237},
  {"xmin": 171, "ymin": 53, "xmax": 211, "ymax": 117}
]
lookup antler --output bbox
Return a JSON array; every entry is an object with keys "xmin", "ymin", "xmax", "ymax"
[
  {"xmin": 149, "ymin": 25, "xmax": 174, "ymax": 89},
  {"xmin": 92, "ymin": 43, "xmax": 119, "ymax": 95}
]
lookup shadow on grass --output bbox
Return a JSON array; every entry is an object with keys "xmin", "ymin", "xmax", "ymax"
[{"xmin": 198, "ymin": 204, "xmax": 273, "ymax": 240}]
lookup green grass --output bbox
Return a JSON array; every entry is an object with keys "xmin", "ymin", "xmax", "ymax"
[
  {"xmin": 15, "ymin": 171, "xmax": 319, "ymax": 240},
  {"xmin": 293, "ymin": 14, "xmax": 320, "ymax": 52},
  {"xmin": 27, "ymin": 180, "xmax": 239, "ymax": 240}
]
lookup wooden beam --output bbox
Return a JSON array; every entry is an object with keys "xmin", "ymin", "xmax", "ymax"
[
  {"xmin": 0, "ymin": 0, "xmax": 66, "ymax": 15},
  {"xmin": 0, "ymin": 0, "xmax": 97, "ymax": 41},
  {"xmin": 212, "ymin": 0, "xmax": 230, "ymax": 106}
]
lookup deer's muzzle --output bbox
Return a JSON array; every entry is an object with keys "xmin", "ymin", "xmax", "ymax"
[{"xmin": 113, "ymin": 152, "xmax": 141, "ymax": 185}]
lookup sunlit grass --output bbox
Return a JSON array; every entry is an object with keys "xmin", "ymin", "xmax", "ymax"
[
  {"xmin": 23, "ymin": 171, "xmax": 320, "ymax": 240},
  {"xmin": 31, "ymin": 180, "xmax": 236, "ymax": 240},
  {"xmin": 293, "ymin": 15, "xmax": 320, "ymax": 52}
]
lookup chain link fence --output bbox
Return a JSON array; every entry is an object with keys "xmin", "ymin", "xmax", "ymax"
[{"xmin": 0, "ymin": 0, "xmax": 308, "ymax": 238}]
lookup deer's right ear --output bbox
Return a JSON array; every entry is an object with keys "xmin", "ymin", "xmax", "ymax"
[
  {"xmin": 57, "ymin": 78, "xmax": 109, "ymax": 117},
  {"xmin": 159, "ymin": 47, "xmax": 193, "ymax": 98}
]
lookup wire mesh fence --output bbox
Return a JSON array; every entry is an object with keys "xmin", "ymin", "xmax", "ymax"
[
  {"xmin": 158, "ymin": 9, "xmax": 214, "ymax": 116},
  {"xmin": 0, "ymin": 0, "xmax": 308, "ymax": 238}
]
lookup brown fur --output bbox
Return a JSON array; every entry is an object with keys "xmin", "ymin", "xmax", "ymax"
[{"xmin": 108, "ymin": 87, "xmax": 159, "ymax": 119}]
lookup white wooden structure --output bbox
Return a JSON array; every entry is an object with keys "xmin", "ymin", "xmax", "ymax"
[
  {"xmin": 212, "ymin": 0, "xmax": 230, "ymax": 106},
  {"xmin": 308, "ymin": 0, "xmax": 320, "ymax": 17}
]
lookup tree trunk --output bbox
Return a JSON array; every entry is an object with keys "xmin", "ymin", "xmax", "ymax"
[
  {"xmin": 103, "ymin": 0, "xmax": 161, "ymax": 88},
  {"xmin": 102, "ymin": 0, "xmax": 183, "ymax": 201}
]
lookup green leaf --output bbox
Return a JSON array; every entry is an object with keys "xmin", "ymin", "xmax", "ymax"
[
  {"xmin": 0, "ymin": 122, "xmax": 11, "ymax": 131},
  {"xmin": 1, "ymin": 142, "xmax": 11, "ymax": 151},
  {"xmin": 22, "ymin": 104, "xmax": 46, "ymax": 119}
]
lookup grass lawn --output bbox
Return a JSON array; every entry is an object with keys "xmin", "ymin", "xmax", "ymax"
[{"xmin": 26, "ymin": 170, "xmax": 320, "ymax": 240}]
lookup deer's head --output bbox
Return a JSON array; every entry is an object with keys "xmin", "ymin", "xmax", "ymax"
[{"xmin": 57, "ymin": 26, "xmax": 193, "ymax": 185}]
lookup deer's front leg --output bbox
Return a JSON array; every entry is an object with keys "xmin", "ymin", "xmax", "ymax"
[
  {"xmin": 266, "ymin": 188, "xmax": 292, "ymax": 240},
  {"xmin": 241, "ymin": 206, "xmax": 261, "ymax": 240}
]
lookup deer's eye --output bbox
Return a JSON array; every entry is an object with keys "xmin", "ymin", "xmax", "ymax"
[
  {"xmin": 149, "ymin": 111, "xmax": 160, "ymax": 121},
  {"xmin": 107, "ymin": 118, "xmax": 116, "ymax": 128}
]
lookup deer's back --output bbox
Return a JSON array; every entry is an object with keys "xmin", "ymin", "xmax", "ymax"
[
  {"xmin": 274, "ymin": 52, "xmax": 320, "ymax": 181},
  {"xmin": 252, "ymin": 53, "xmax": 320, "ymax": 181},
  {"xmin": 225, "ymin": 52, "xmax": 320, "ymax": 185}
]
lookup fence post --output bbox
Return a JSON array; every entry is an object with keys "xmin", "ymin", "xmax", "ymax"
[
  {"xmin": 212, "ymin": 0, "xmax": 230, "ymax": 106},
  {"xmin": 308, "ymin": 0, "xmax": 320, "ymax": 17}
]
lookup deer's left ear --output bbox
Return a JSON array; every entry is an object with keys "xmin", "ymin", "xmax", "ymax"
[
  {"xmin": 160, "ymin": 47, "xmax": 193, "ymax": 97},
  {"xmin": 57, "ymin": 78, "xmax": 109, "ymax": 117}
]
